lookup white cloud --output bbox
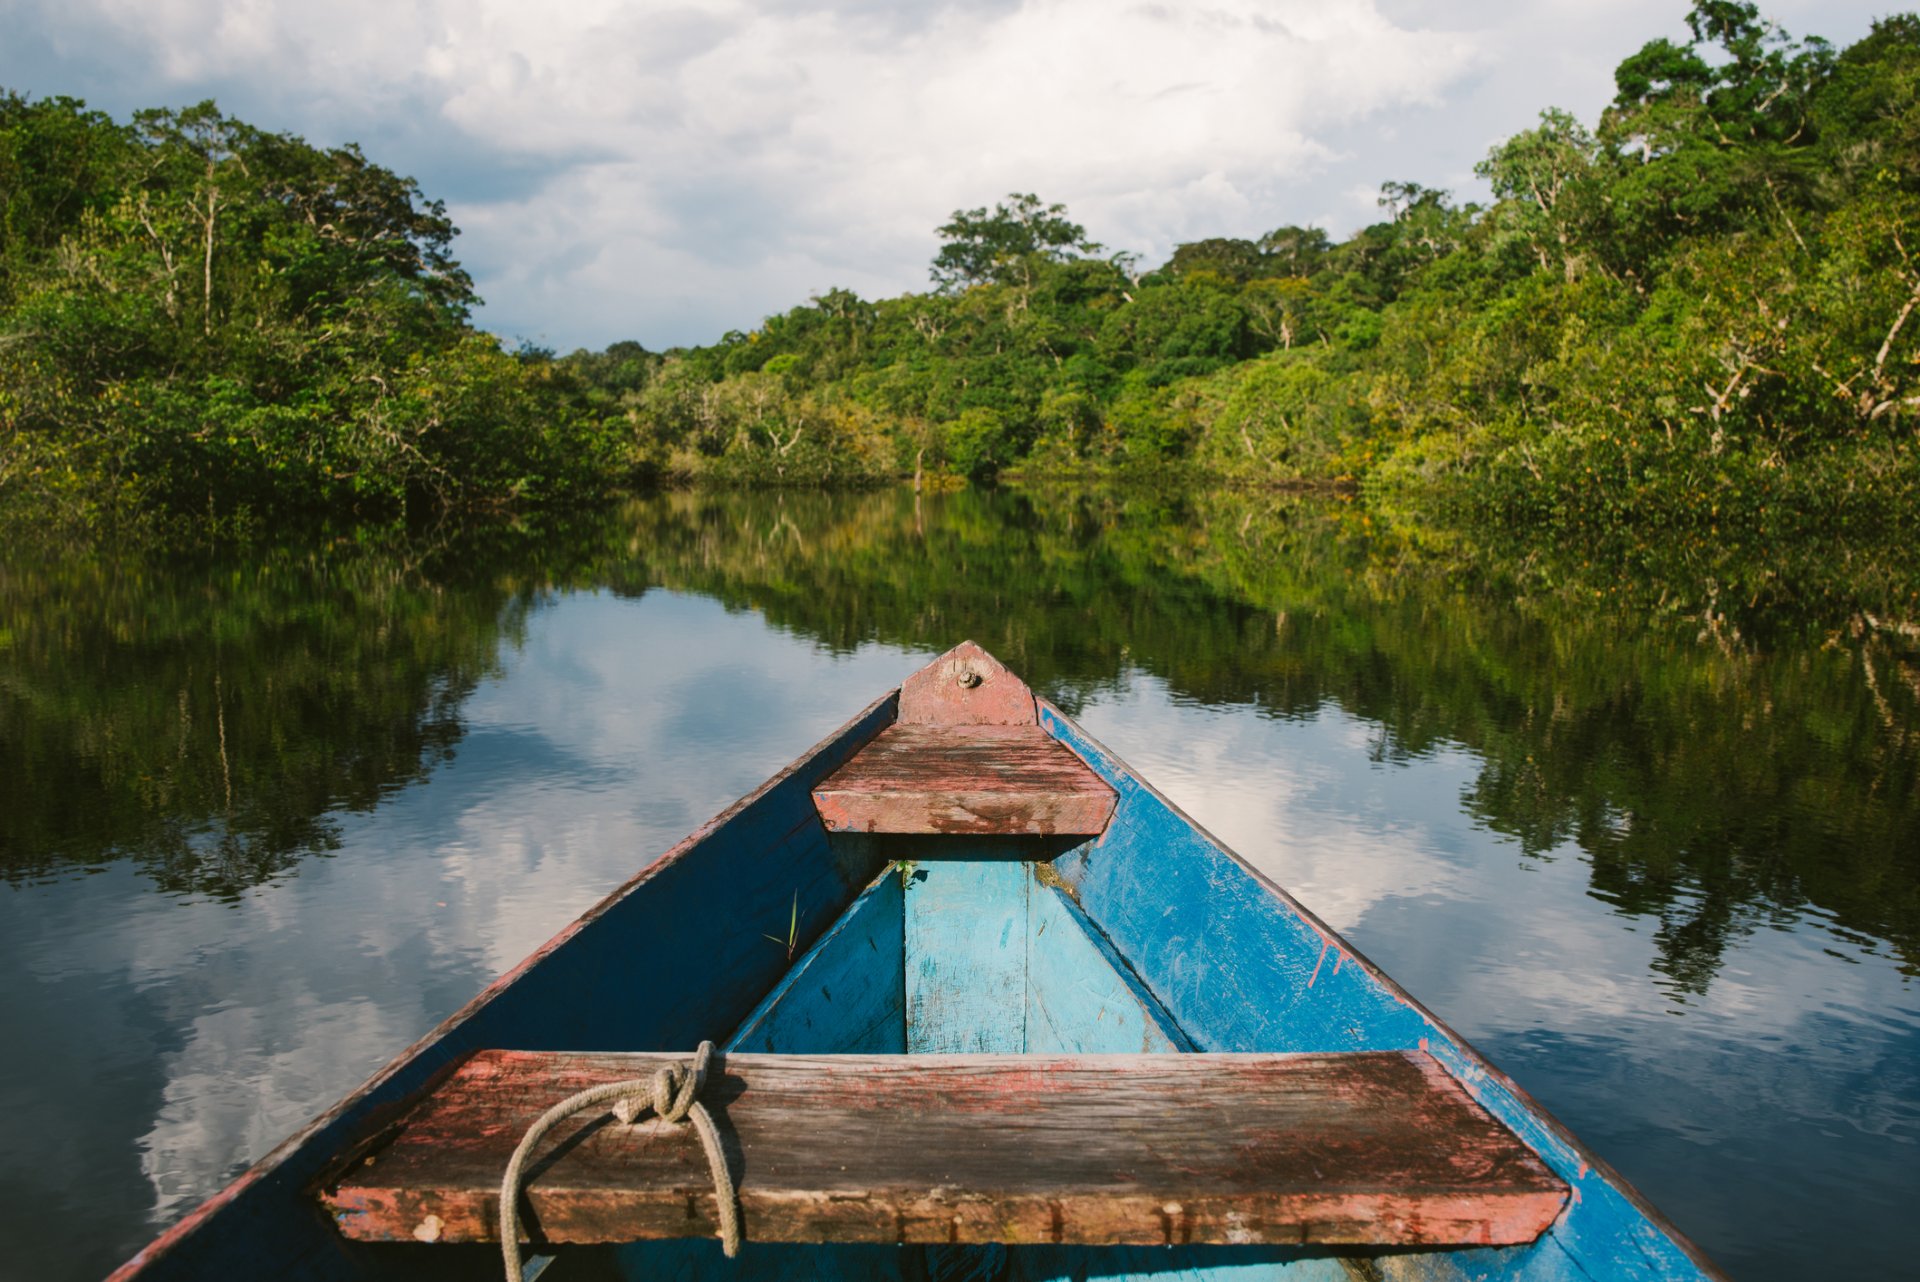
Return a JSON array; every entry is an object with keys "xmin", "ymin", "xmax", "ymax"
[
  {"xmin": 1, "ymin": 0, "xmax": 1898, "ymax": 346},
  {"xmin": 411, "ymin": 0, "xmax": 1488, "ymax": 345}
]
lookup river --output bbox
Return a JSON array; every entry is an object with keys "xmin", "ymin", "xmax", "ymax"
[{"xmin": 2, "ymin": 486, "xmax": 1915, "ymax": 1280}]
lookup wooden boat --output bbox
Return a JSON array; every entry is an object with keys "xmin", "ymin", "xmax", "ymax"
[{"xmin": 112, "ymin": 642, "xmax": 1726, "ymax": 1281}]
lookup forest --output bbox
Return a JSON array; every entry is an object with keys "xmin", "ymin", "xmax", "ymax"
[{"xmin": 2, "ymin": 2, "xmax": 1917, "ymax": 551}]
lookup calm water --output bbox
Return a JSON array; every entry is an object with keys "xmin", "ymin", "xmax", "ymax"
[{"xmin": 2, "ymin": 488, "xmax": 1915, "ymax": 1281}]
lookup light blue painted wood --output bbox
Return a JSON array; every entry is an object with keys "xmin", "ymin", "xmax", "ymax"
[
  {"xmin": 1025, "ymin": 881, "xmax": 1187, "ymax": 1054},
  {"xmin": 130, "ymin": 666, "xmax": 1717, "ymax": 1282},
  {"xmin": 648, "ymin": 866, "xmax": 925, "ymax": 1282},
  {"xmin": 1041, "ymin": 774, "xmax": 1416, "ymax": 1058},
  {"xmin": 732, "ymin": 848, "xmax": 1189, "ymax": 1060},
  {"xmin": 726, "ymin": 868, "xmax": 905, "ymax": 1054},
  {"xmin": 905, "ymin": 857, "xmax": 1029, "ymax": 1052},
  {"xmin": 901, "ymin": 853, "xmax": 1189, "ymax": 1055},
  {"xmin": 1039, "ymin": 703, "xmax": 1720, "ymax": 1282}
]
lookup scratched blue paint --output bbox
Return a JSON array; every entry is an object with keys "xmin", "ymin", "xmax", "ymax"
[
  {"xmin": 901, "ymin": 852, "xmax": 1189, "ymax": 1055},
  {"xmin": 731, "ymin": 848, "xmax": 1189, "ymax": 1060},
  {"xmin": 727, "ymin": 868, "xmax": 905, "ymax": 1054},
  {"xmin": 121, "ymin": 673, "xmax": 1722, "ymax": 1282},
  {"xmin": 1040, "ymin": 702, "xmax": 1720, "ymax": 1282}
]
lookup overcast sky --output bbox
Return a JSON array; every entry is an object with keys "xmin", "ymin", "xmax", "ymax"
[{"xmin": 0, "ymin": 0, "xmax": 1897, "ymax": 351}]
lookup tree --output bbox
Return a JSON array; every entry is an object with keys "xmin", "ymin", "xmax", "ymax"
[
  {"xmin": 0, "ymin": 93, "xmax": 135, "ymax": 306},
  {"xmin": 1377, "ymin": 182, "xmax": 1473, "ymax": 260},
  {"xmin": 1601, "ymin": 1, "xmax": 1835, "ymax": 266},
  {"xmin": 1812, "ymin": 15, "xmax": 1920, "ymax": 194},
  {"xmin": 1256, "ymin": 226, "xmax": 1333, "ymax": 278},
  {"xmin": 1476, "ymin": 109, "xmax": 1606, "ymax": 278},
  {"xmin": 1241, "ymin": 277, "xmax": 1317, "ymax": 350},
  {"xmin": 1165, "ymin": 237, "xmax": 1265, "ymax": 282},
  {"xmin": 930, "ymin": 193, "xmax": 1102, "ymax": 292},
  {"xmin": 0, "ymin": 95, "xmax": 606, "ymax": 522}
]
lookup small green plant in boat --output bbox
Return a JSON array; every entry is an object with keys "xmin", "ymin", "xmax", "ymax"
[{"xmin": 764, "ymin": 891, "xmax": 799, "ymax": 962}]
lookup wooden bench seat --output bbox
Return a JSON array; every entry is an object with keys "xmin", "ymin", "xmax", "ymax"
[
  {"xmin": 812, "ymin": 724, "xmax": 1118, "ymax": 836},
  {"xmin": 808, "ymin": 638, "xmax": 1116, "ymax": 836},
  {"xmin": 320, "ymin": 1050, "xmax": 1567, "ymax": 1249}
]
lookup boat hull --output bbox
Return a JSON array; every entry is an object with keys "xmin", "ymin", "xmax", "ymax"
[{"xmin": 110, "ymin": 661, "xmax": 1724, "ymax": 1282}]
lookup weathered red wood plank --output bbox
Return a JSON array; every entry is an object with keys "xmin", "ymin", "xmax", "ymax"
[
  {"xmin": 812, "ymin": 724, "xmax": 1117, "ymax": 835},
  {"xmin": 898, "ymin": 640, "xmax": 1037, "ymax": 725},
  {"xmin": 322, "ymin": 1051, "xmax": 1567, "ymax": 1249}
]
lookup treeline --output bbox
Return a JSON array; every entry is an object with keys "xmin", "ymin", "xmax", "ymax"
[
  {"xmin": 575, "ymin": 2, "xmax": 1920, "ymax": 548},
  {"xmin": 4, "ymin": 2, "xmax": 1918, "ymax": 543},
  {"xmin": 0, "ymin": 99, "xmax": 639, "ymax": 528}
]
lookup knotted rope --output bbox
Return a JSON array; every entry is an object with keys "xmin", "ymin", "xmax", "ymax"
[{"xmin": 499, "ymin": 1040, "xmax": 740, "ymax": 1280}]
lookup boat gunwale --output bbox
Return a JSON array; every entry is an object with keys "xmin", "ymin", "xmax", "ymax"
[
  {"xmin": 106, "ymin": 687, "xmax": 900, "ymax": 1281},
  {"xmin": 1035, "ymin": 694, "xmax": 1732, "ymax": 1282}
]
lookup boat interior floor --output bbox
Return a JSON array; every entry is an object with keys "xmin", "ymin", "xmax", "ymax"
[{"xmin": 732, "ymin": 849, "xmax": 1183, "ymax": 1058}]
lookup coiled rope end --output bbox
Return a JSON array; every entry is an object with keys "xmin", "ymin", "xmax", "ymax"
[{"xmin": 500, "ymin": 1040, "xmax": 740, "ymax": 1280}]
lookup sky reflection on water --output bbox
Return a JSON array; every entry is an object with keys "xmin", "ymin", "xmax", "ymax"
[{"xmin": 1, "ymin": 592, "xmax": 922, "ymax": 1277}]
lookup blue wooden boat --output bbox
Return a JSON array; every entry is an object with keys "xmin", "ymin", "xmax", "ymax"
[{"xmin": 112, "ymin": 642, "xmax": 1726, "ymax": 1281}]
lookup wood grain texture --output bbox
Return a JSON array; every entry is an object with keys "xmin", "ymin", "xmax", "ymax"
[
  {"xmin": 111, "ymin": 643, "xmax": 1724, "ymax": 1282},
  {"xmin": 898, "ymin": 640, "xmax": 1037, "ymax": 726},
  {"xmin": 1025, "ymin": 880, "xmax": 1185, "ymax": 1055},
  {"xmin": 322, "ymin": 1051, "xmax": 1568, "ymax": 1249},
  {"xmin": 814, "ymin": 724, "xmax": 1117, "ymax": 836},
  {"xmin": 737, "ymin": 857, "xmax": 1181, "ymax": 1058}
]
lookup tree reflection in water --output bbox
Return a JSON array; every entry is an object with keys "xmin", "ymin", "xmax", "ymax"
[{"xmin": 3, "ymin": 487, "xmax": 1914, "ymax": 993}]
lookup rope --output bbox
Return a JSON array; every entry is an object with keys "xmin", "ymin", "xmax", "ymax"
[{"xmin": 499, "ymin": 1041, "xmax": 740, "ymax": 1280}]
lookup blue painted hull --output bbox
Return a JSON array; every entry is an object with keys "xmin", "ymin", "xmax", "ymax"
[{"xmin": 111, "ymin": 670, "xmax": 1725, "ymax": 1281}]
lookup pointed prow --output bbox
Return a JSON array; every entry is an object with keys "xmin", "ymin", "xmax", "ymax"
[
  {"xmin": 812, "ymin": 641, "xmax": 1114, "ymax": 836},
  {"xmin": 897, "ymin": 640, "xmax": 1037, "ymax": 725}
]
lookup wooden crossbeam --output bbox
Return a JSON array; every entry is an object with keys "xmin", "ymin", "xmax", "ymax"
[
  {"xmin": 812, "ymin": 724, "xmax": 1117, "ymax": 836},
  {"xmin": 321, "ymin": 1051, "xmax": 1567, "ymax": 1249}
]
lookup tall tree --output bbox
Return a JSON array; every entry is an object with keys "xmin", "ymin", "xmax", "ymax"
[
  {"xmin": 930, "ymin": 193, "xmax": 1102, "ymax": 292},
  {"xmin": 1477, "ymin": 109, "xmax": 1606, "ymax": 278}
]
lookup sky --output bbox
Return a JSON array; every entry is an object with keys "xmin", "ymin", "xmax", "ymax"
[{"xmin": 0, "ymin": 0, "xmax": 1899, "ymax": 351}]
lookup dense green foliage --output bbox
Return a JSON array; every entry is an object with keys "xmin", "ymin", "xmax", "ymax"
[
  {"xmin": 580, "ymin": 4, "xmax": 1919, "ymax": 546},
  {"xmin": 4, "ymin": 2, "xmax": 1916, "ymax": 547},
  {"xmin": 0, "ymin": 98, "xmax": 630, "ymax": 527}
]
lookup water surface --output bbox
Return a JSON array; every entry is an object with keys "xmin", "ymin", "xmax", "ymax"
[{"xmin": 2, "ymin": 488, "xmax": 1915, "ymax": 1280}]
